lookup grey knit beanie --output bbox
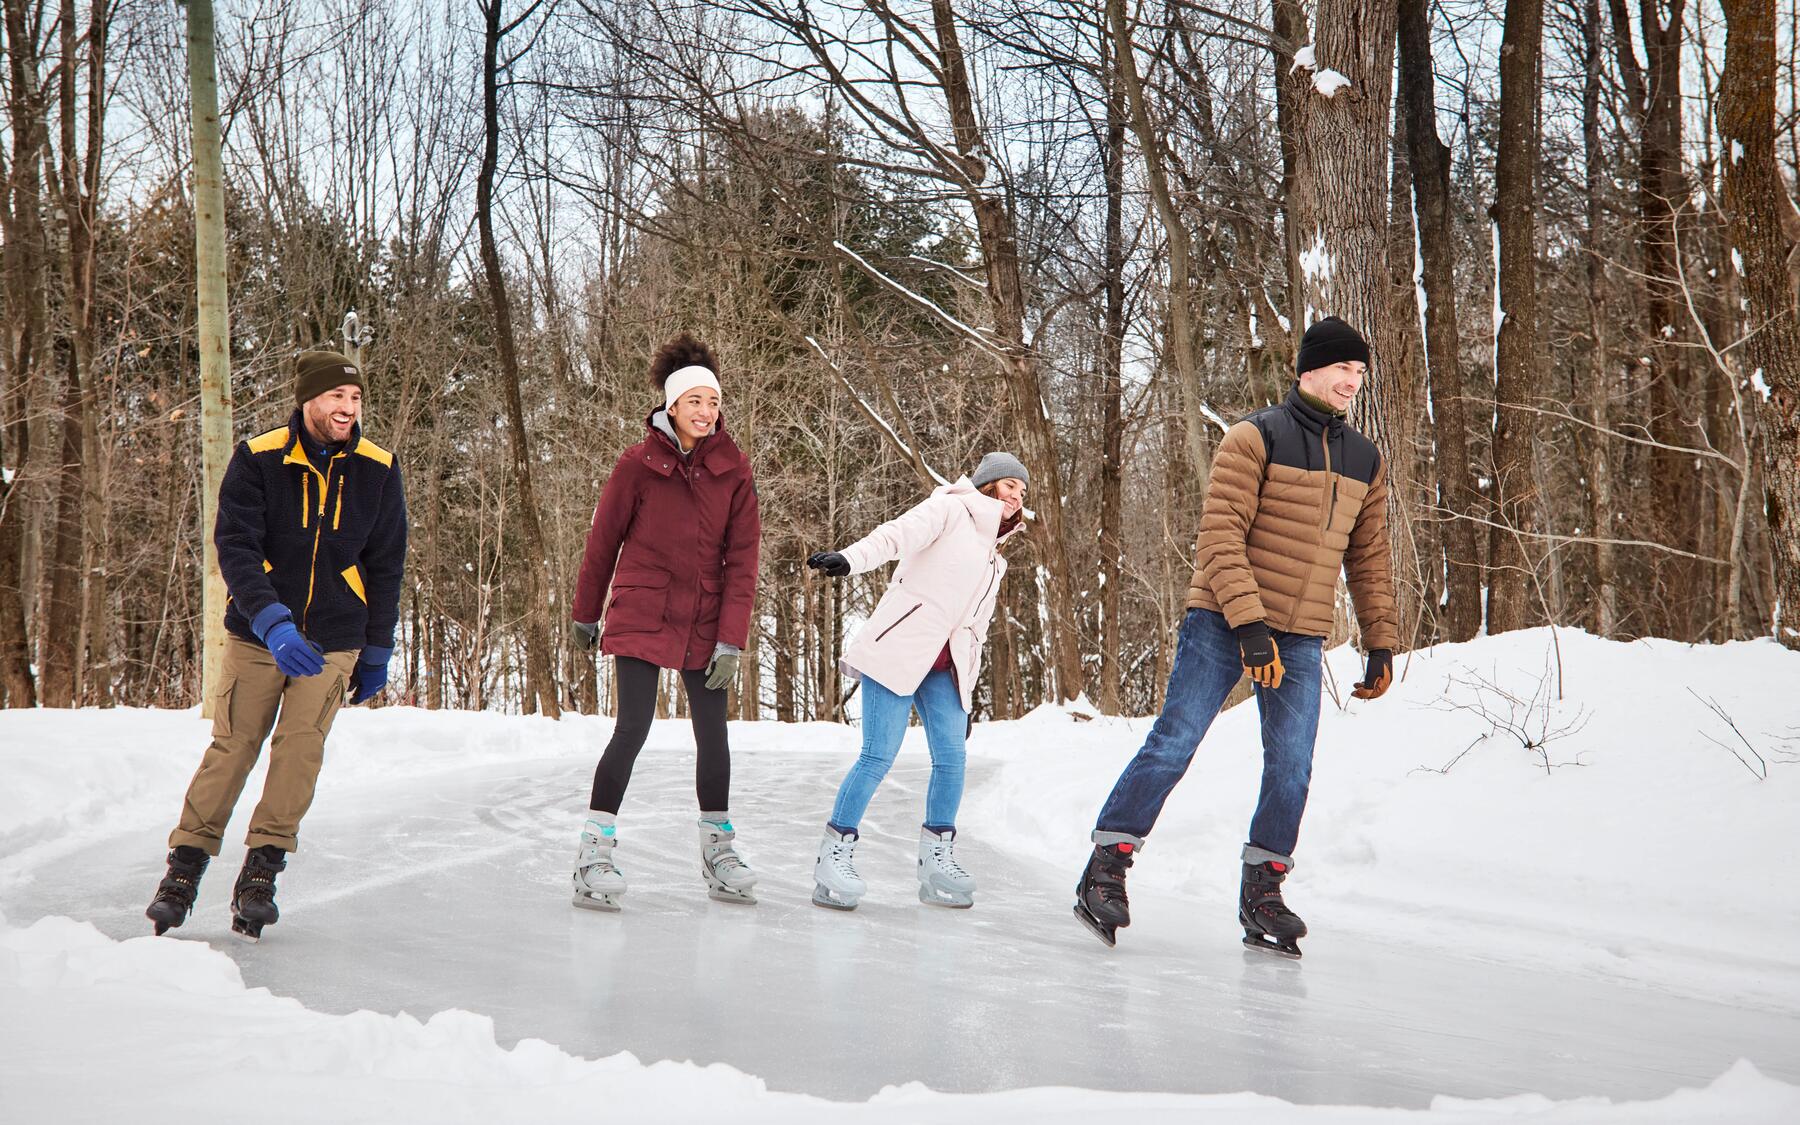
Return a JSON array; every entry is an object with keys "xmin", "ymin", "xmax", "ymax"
[{"xmin": 971, "ymin": 451, "xmax": 1029, "ymax": 489}]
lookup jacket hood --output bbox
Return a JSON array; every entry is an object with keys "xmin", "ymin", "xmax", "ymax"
[{"xmin": 938, "ymin": 476, "xmax": 1026, "ymax": 543}]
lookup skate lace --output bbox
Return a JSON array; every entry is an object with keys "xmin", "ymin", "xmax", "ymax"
[
  {"xmin": 1096, "ymin": 871, "xmax": 1128, "ymax": 907},
  {"xmin": 931, "ymin": 843, "xmax": 969, "ymax": 880},
  {"xmin": 711, "ymin": 846, "xmax": 750, "ymax": 875},
  {"xmin": 827, "ymin": 842, "xmax": 860, "ymax": 880}
]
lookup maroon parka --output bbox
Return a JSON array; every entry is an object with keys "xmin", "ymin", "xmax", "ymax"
[{"xmin": 572, "ymin": 411, "xmax": 761, "ymax": 671}]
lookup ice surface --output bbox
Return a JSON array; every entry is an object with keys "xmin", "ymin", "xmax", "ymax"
[{"xmin": 2, "ymin": 630, "xmax": 1798, "ymax": 1119}]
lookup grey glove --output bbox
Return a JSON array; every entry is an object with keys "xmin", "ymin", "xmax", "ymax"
[
  {"xmin": 704, "ymin": 648, "xmax": 740, "ymax": 692},
  {"xmin": 571, "ymin": 620, "xmax": 599, "ymax": 651}
]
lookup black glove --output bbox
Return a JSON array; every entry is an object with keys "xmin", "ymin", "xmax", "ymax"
[
  {"xmin": 1353, "ymin": 648, "xmax": 1393, "ymax": 700},
  {"xmin": 806, "ymin": 551, "xmax": 850, "ymax": 577},
  {"xmin": 1234, "ymin": 621, "xmax": 1285, "ymax": 690}
]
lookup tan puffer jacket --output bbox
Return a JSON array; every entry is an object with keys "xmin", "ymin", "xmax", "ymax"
[{"xmin": 1188, "ymin": 388, "xmax": 1399, "ymax": 651}]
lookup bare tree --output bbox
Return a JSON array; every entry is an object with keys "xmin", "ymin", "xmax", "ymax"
[
  {"xmin": 1717, "ymin": 0, "xmax": 1800, "ymax": 649},
  {"xmin": 476, "ymin": 0, "xmax": 561, "ymax": 716},
  {"xmin": 1486, "ymin": 0, "xmax": 1544, "ymax": 633},
  {"xmin": 186, "ymin": 0, "xmax": 235, "ymax": 713}
]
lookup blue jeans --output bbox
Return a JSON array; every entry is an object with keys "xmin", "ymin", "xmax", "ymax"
[
  {"xmin": 1095, "ymin": 608, "xmax": 1323, "ymax": 860},
  {"xmin": 829, "ymin": 669, "xmax": 967, "ymax": 832}
]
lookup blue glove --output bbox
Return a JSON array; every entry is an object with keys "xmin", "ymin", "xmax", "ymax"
[
  {"xmin": 252, "ymin": 604, "xmax": 325, "ymax": 678},
  {"xmin": 349, "ymin": 646, "xmax": 392, "ymax": 705}
]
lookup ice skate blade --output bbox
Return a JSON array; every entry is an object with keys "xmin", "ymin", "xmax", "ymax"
[
  {"xmin": 572, "ymin": 893, "xmax": 622, "ymax": 913},
  {"xmin": 230, "ymin": 919, "xmax": 264, "ymax": 944},
  {"xmin": 918, "ymin": 886, "xmax": 974, "ymax": 909},
  {"xmin": 1073, "ymin": 903, "xmax": 1117, "ymax": 947},
  {"xmin": 812, "ymin": 885, "xmax": 860, "ymax": 911},
  {"xmin": 706, "ymin": 886, "xmax": 757, "ymax": 905},
  {"xmin": 1242, "ymin": 931, "xmax": 1302, "ymax": 959}
]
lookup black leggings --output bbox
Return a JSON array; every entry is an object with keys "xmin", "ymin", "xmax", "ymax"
[{"xmin": 590, "ymin": 656, "xmax": 730, "ymax": 814}]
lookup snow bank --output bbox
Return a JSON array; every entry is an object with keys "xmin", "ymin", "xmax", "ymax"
[
  {"xmin": 2, "ymin": 914, "xmax": 1793, "ymax": 1123},
  {"xmin": 964, "ymin": 628, "xmax": 1800, "ymax": 1004}
]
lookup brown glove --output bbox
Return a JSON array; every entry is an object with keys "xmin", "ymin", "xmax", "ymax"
[
  {"xmin": 1352, "ymin": 649, "xmax": 1393, "ymax": 700},
  {"xmin": 1235, "ymin": 622, "xmax": 1285, "ymax": 690}
]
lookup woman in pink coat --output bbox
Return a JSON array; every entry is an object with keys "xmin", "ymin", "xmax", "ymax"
[
  {"xmin": 803, "ymin": 452, "xmax": 1028, "ymax": 910},
  {"xmin": 567, "ymin": 334, "xmax": 761, "ymax": 911}
]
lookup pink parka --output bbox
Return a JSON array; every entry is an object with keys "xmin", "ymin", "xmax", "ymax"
[{"xmin": 838, "ymin": 479, "xmax": 1021, "ymax": 712}]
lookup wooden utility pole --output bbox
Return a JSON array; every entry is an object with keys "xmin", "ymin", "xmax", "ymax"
[{"xmin": 185, "ymin": 0, "xmax": 234, "ymax": 712}]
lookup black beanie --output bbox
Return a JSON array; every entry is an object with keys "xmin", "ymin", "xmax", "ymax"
[
  {"xmin": 1296, "ymin": 317, "xmax": 1370, "ymax": 375},
  {"xmin": 294, "ymin": 349, "xmax": 364, "ymax": 405}
]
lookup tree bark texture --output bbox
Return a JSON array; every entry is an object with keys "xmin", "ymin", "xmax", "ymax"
[
  {"xmin": 1486, "ymin": 0, "xmax": 1545, "ymax": 633},
  {"xmin": 1718, "ymin": 0, "xmax": 1800, "ymax": 649},
  {"xmin": 186, "ymin": 0, "xmax": 235, "ymax": 714},
  {"xmin": 1397, "ymin": 0, "xmax": 1481, "ymax": 642}
]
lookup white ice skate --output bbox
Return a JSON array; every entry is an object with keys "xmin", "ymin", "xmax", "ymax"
[
  {"xmin": 813, "ymin": 825, "xmax": 866, "ymax": 910},
  {"xmin": 700, "ymin": 819, "xmax": 758, "ymax": 905},
  {"xmin": 572, "ymin": 819, "xmax": 626, "ymax": 912},
  {"xmin": 917, "ymin": 826, "xmax": 975, "ymax": 908}
]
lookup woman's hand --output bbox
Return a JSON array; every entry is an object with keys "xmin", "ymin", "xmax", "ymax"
[{"xmin": 806, "ymin": 551, "xmax": 850, "ymax": 577}]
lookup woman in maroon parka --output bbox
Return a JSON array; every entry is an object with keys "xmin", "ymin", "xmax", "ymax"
[{"xmin": 567, "ymin": 334, "xmax": 761, "ymax": 910}]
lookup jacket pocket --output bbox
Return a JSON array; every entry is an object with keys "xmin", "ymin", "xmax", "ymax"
[
  {"xmin": 211, "ymin": 672, "xmax": 238, "ymax": 740},
  {"xmin": 341, "ymin": 565, "xmax": 367, "ymax": 604},
  {"xmin": 874, "ymin": 602, "xmax": 923, "ymax": 642},
  {"xmin": 696, "ymin": 575, "xmax": 724, "ymax": 633},
  {"xmin": 605, "ymin": 569, "xmax": 669, "ymax": 635}
]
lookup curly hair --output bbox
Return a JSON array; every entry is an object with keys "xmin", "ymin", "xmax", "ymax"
[{"xmin": 648, "ymin": 333, "xmax": 720, "ymax": 389}]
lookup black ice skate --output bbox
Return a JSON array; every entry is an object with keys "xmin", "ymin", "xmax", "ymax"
[
  {"xmin": 1239, "ymin": 859, "xmax": 1306, "ymax": 958},
  {"xmin": 145, "ymin": 847, "xmax": 209, "ymax": 935},
  {"xmin": 230, "ymin": 845, "xmax": 287, "ymax": 942},
  {"xmin": 1073, "ymin": 841, "xmax": 1135, "ymax": 947}
]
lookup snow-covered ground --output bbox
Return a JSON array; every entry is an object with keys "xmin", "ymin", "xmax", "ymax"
[{"xmin": 3, "ymin": 628, "xmax": 1798, "ymax": 1121}]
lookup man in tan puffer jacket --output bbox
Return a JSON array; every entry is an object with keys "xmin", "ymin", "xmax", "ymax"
[{"xmin": 1073, "ymin": 316, "xmax": 1399, "ymax": 957}]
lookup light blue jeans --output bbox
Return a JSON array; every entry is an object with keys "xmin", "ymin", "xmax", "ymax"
[{"xmin": 828, "ymin": 669, "xmax": 967, "ymax": 832}]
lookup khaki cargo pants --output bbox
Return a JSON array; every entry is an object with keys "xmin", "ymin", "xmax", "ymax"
[{"xmin": 169, "ymin": 635, "xmax": 359, "ymax": 855}]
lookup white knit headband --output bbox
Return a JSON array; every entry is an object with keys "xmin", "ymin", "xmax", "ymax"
[{"xmin": 664, "ymin": 365, "xmax": 721, "ymax": 409}]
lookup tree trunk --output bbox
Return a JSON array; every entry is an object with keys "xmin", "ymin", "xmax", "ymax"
[
  {"xmin": 1486, "ymin": 0, "xmax": 1546, "ymax": 633},
  {"xmin": 929, "ymin": 0, "xmax": 1084, "ymax": 703},
  {"xmin": 186, "ymin": 0, "xmax": 235, "ymax": 714},
  {"xmin": 1718, "ymin": 0, "xmax": 1800, "ymax": 648},
  {"xmin": 1273, "ymin": 0, "xmax": 1309, "ymax": 331},
  {"xmin": 1096, "ymin": 14, "xmax": 1126, "ymax": 716},
  {"xmin": 1610, "ymin": 0, "xmax": 1695, "ymax": 637},
  {"xmin": 476, "ymin": 0, "xmax": 560, "ymax": 717},
  {"xmin": 1106, "ymin": 0, "xmax": 1216, "ymax": 479},
  {"xmin": 41, "ymin": 350, "xmax": 81, "ymax": 706},
  {"xmin": 1397, "ymin": 0, "xmax": 1481, "ymax": 641},
  {"xmin": 1581, "ymin": 0, "xmax": 1618, "ymax": 635}
]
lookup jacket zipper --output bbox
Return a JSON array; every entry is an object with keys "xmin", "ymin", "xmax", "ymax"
[
  {"xmin": 875, "ymin": 603, "xmax": 922, "ymax": 642},
  {"xmin": 302, "ymin": 454, "xmax": 341, "ymax": 631}
]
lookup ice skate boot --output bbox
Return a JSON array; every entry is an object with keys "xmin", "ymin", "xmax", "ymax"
[
  {"xmin": 146, "ymin": 846, "xmax": 209, "ymax": 935},
  {"xmin": 699, "ymin": 818, "xmax": 758, "ymax": 905},
  {"xmin": 916, "ymin": 827, "xmax": 975, "ymax": 908},
  {"xmin": 1073, "ymin": 840, "xmax": 1136, "ymax": 947},
  {"xmin": 1240, "ymin": 859, "xmax": 1306, "ymax": 958},
  {"xmin": 572, "ymin": 818, "xmax": 626, "ymax": 912},
  {"xmin": 812, "ymin": 825, "xmax": 865, "ymax": 910},
  {"xmin": 229, "ymin": 845, "xmax": 286, "ymax": 943}
]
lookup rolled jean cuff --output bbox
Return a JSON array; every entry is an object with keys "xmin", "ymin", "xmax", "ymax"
[
  {"xmin": 1092, "ymin": 830, "xmax": 1145, "ymax": 849},
  {"xmin": 1242, "ymin": 844, "xmax": 1295, "ymax": 868}
]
